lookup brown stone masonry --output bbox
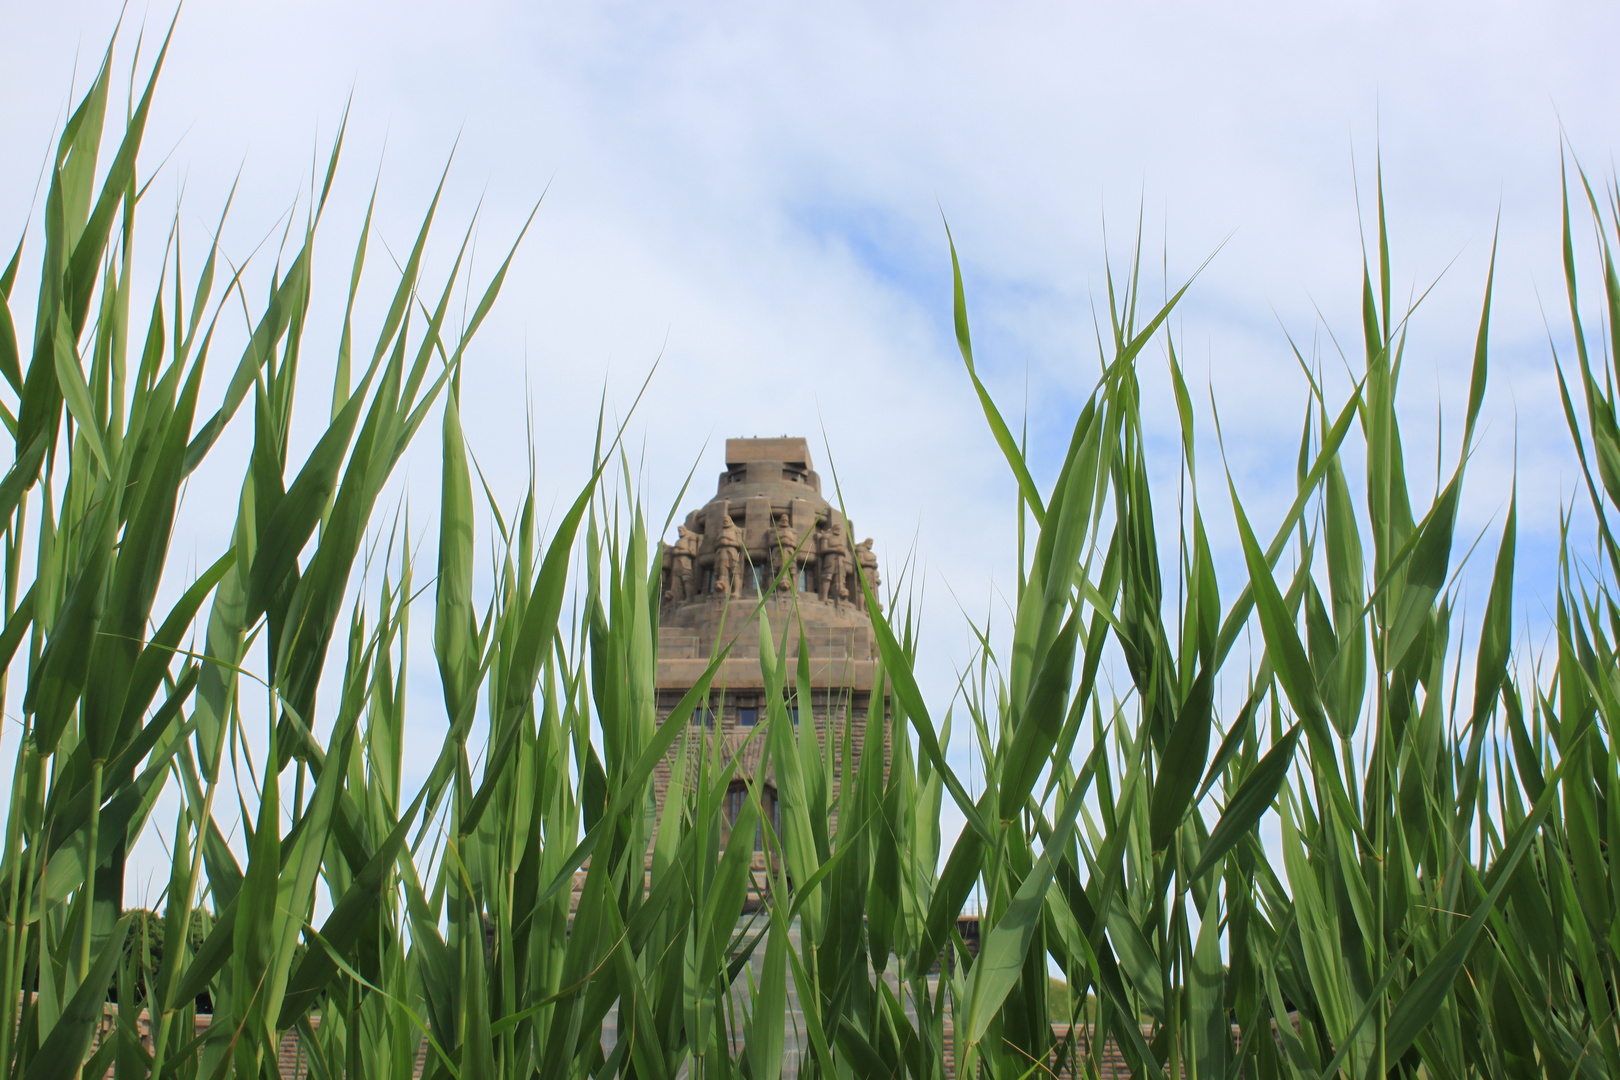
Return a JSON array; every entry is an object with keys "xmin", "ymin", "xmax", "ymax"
[{"xmin": 652, "ymin": 437, "xmax": 891, "ymax": 881}]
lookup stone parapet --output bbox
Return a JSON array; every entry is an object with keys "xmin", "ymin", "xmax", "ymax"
[{"xmin": 655, "ymin": 656, "xmax": 881, "ymax": 692}]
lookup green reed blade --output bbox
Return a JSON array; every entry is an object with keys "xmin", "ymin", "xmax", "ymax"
[
  {"xmin": 999, "ymin": 605, "xmax": 1081, "ymax": 820},
  {"xmin": 1187, "ymin": 723, "xmax": 1300, "ymax": 885},
  {"xmin": 24, "ymin": 913, "xmax": 130, "ymax": 1080}
]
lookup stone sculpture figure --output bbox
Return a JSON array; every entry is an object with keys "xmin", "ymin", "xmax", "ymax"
[
  {"xmin": 667, "ymin": 524, "xmax": 699, "ymax": 602},
  {"xmin": 769, "ymin": 512, "xmax": 800, "ymax": 592},
  {"xmin": 714, "ymin": 513, "xmax": 745, "ymax": 597},
  {"xmin": 815, "ymin": 513, "xmax": 849, "ymax": 605},
  {"xmin": 852, "ymin": 537, "xmax": 881, "ymax": 611}
]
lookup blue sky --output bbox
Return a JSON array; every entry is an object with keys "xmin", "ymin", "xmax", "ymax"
[{"xmin": 3, "ymin": 0, "xmax": 1619, "ymax": 895}]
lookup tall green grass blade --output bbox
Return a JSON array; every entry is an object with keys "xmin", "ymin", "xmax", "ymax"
[{"xmin": 24, "ymin": 913, "xmax": 130, "ymax": 1080}]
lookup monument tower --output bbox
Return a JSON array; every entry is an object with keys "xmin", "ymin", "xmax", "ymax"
[{"xmin": 654, "ymin": 437, "xmax": 887, "ymax": 864}]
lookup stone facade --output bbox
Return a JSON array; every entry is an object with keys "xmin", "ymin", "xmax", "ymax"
[{"xmin": 654, "ymin": 437, "xmax": 889, "ymax": 879}]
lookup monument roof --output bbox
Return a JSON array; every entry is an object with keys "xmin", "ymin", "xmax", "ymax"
[{"xmin": 725, "ymin": 437, "xmax": 812, "ymax": 470}]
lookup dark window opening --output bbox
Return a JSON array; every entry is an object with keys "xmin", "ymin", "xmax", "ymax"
[
  {"xmin": 739, "ymin": 707, "xmax": 758, "ymax": 726},
  {"xmin": 761, "ymin": 785, "xmax": 779, "ymax": 850},
  {"xmin": 723, "ymin": 781, "xmax": 779, "ymax": 851},
  {"xmin": 724, "ymin": 782, "xmax": 748, "ymax": 829}
]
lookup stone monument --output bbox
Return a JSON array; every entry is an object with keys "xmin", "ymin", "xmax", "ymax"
[{"xmin": 652, "ymin": 437, "xmax": 888, "ymax": 889}]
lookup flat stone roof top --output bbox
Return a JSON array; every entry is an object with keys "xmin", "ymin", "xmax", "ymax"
[{"xmin": 726, "ymin": 437, "xmax": 812, "ymax": 470}]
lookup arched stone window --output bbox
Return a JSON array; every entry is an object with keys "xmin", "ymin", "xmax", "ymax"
[{"xmin": 723, "ymin": 780, "xmax": 780, "ymax": 852}]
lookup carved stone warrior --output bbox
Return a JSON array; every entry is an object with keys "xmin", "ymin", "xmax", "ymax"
[
  {"xmin": 769, "ymin": 512, "xmax": 800, "ymax": 592},
  {"xmin": 852, "ymin": 537, "xmax": 880, "ymax": 611},
  {"xmin": 713, "ymin": 513, "xmax": 745, "ymax": 596},
  {"xmin": 815, "ymin": 513, "xmax": 849, "ymax": 605},
  {"xmin": 667, "ymin": 524, "xmax": 699, "ymax": 602}
]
